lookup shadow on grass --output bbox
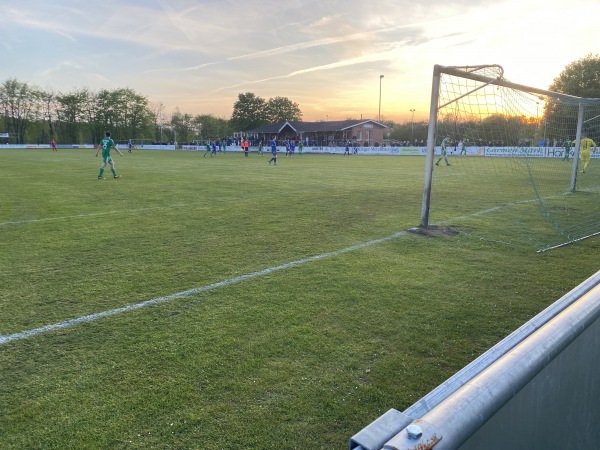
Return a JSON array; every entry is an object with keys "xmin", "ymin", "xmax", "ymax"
[{"xmin": 408, "ymin": 225, "xmax": 461, "ymax": 238}]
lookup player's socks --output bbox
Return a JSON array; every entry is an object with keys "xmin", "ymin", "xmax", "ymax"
[{"xmin": 99, "ymin": 167, "xmax": 105, "ymax": 177}]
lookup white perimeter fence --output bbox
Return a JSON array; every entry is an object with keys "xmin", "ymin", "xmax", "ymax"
[{"xmin": 5, "ymin": 143, "xmax": 600, "ymax": 159}]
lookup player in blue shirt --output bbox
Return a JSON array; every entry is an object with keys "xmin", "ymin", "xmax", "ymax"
[{"xmin": 268, "ymin": 137, "xmax": 278, "ymax": 165}]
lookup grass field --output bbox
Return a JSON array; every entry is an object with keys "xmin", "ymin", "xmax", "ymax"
[{"xmin": 1, "ymin": 148, "xmax": 599, "ymax": 449}]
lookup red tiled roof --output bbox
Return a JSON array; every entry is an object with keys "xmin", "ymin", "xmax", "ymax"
[{"xmin": 248, "ymin": 119, "xmax": 386, "ymax": 134}]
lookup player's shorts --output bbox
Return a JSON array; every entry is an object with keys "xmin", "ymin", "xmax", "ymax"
[{"xmin": 103, "ymin": 156, "xmax": 113, "ymax": 164}]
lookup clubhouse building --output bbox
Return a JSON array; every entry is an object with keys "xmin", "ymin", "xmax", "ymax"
[{"xmin": 245, "ymin": 119, "xmax": 387, "ymax": 147}]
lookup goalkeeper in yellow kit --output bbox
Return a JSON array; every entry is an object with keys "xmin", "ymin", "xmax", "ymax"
[{"xmin": 573, "ymin": 134, "xmax": 597, "ymax": 173}]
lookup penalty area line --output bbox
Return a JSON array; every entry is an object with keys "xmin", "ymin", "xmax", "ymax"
[{"xmin": 0, "ymin": 230, "xmax": 410, "ymax": 346}]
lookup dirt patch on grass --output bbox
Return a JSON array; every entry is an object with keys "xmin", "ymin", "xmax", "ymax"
[{"xmin": 408, "ymin": 226, "xmax": 460, "ymax": 238}]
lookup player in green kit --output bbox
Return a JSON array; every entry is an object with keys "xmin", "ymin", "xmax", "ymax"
[
  {"xmin": 96, "ymin": 132, "xmax": 123, "ymax": 179},
  {"xmin": 435, "ymin": 135, "xmax": 451, "ymax": 166},
  {"xmin": 563, "ymin": 138, "xmax": 572, "ymax": 161},
  {"xmin": 203, "ymin": 140, "xmax": 211, "ymax": 157}
]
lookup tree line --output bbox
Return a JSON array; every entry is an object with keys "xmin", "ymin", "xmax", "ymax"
[
  {"xmin": 0, "ymin": 77, "xmax": 434, "ymax": 146},
  {"xmin": 0, "ymin": 80, "xmax": 305, "ymax": 145},
  {"xmin": 2, "ymin": 54, "xmax": 597, "ymax": 145}
]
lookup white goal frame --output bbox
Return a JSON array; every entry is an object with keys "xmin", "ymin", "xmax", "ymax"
[{"xmin": 420, "ymin": 64, "xmax": 595, "ymax": 231}]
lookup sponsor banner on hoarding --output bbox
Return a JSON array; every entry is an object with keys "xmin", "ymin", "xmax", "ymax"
[
  {"xmin": 440, "ymin": 146, "xmax": 483, "ymax": 156},
  {"xmin": 398, "ymin": 146, "xmax": 425, "ymax": 155},
  {"xmin": 484, "ymin": 146, "xmax": 546, "ymax": 157},
  {"xmin": 304, "ymin": 146, "xmax": 420, "ymax": 155},
  {"xmin": 138, "ymin": 144, "xmax": 176, "ymax": 150}
]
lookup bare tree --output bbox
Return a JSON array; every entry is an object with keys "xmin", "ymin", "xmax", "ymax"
[{"xmin": 0, "ymin": 78, "xmax": 40, "ymax": 144}]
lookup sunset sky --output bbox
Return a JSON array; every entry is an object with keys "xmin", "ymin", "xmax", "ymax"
[{"xmin": 3, "ymin": 0, "xmax": 600, "ymax": 123}]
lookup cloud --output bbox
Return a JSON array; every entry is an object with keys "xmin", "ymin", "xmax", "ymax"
[
  {"xmin": 39, "ymin": 61, "xmax": 85, "ymax": 77},
  {"xmin": 212, "ymin": 40, "xmax": 407, "ymax": 93}
]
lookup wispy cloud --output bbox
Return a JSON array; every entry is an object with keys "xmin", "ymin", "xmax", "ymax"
[
  {"xmin": 5, "ymin": 6, "xmax": 78, "ymax": 41},
  {"xmin": 39, "ymin": 61, "xmax": 84, "ymax": 77},
  {"xmin": 212, "ymin": 41, "xmax": 406, "ymax": 93},
  {"xmin": 180, "ymin": 19, "xmax": 425, "ymax": 74}
]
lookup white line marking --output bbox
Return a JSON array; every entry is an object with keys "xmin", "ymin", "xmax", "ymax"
[
  {"xmin": 0, "ymin": 230, "xmax": 410, "ymax": 345},
  {"xmin": 0, "ymin": 197, "xmax": 551, "ymax": 346},
  {"xmin": 0, "ymin": 205, "xmax": 190, "ymax": 226}
]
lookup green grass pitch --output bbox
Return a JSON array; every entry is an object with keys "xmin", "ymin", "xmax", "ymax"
[{"xmin": 0, "ymin": 148, "xmax": 598, "ymax": 448}]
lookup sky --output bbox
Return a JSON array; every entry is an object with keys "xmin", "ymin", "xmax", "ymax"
[{"xmin": 3, "ymin": 0, "xmax": 600, "ymax": 123}]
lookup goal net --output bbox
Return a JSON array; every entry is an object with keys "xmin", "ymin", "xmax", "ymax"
[{"xmin": 421, "ymin": 65, "xmax": 600, "ymax": 252}]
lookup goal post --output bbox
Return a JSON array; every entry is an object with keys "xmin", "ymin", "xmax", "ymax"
[{"xmin": 420, "ymin": 64, "xmax": 600, "ymax": 252}]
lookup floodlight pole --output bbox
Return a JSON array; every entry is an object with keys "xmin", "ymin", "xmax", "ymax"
[
  {"xmin": 379, "ymin": 75, "xmax": 384, "ymax": 122},
  {"xmin": 410, "ymin": 109, "xmax": 416, "ymax": 142}
]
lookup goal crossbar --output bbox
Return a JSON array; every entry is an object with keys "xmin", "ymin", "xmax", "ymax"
[{"xmin": 436, "ymin": 65, "xmax": 600, "ymax": 105}]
